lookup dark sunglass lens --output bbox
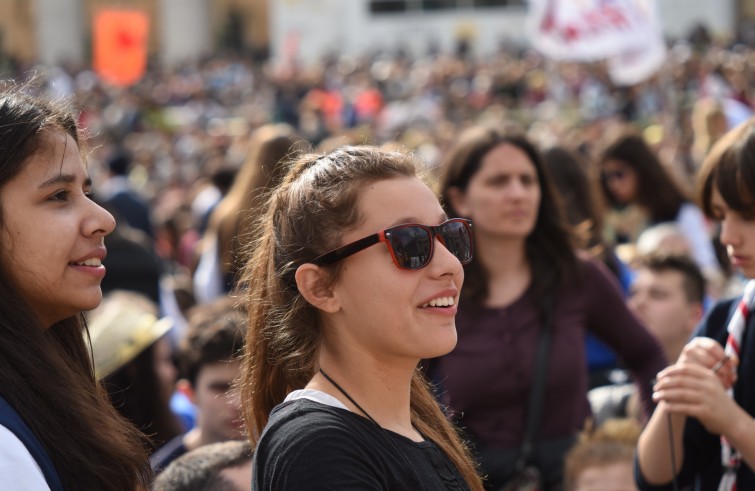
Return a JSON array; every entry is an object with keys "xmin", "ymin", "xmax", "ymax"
[
  {"xmin": 603, "ymin": 170, "xmax": 626, "ymax": 182},
  {"xmin": 440, "ymin": 221, "xmax": 472, "ymax": 263},
  {"xmin": 389, "ymin": 225, "xmax": 433, "ymax": 269}
]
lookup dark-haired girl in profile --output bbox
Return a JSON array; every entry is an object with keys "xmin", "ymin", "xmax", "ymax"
[{"xmin": 0, "ymin": 86, "xmax": 150, "ymax": 489}]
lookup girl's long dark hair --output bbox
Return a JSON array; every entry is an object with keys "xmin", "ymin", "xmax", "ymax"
[
  {"xmin": 543, "ymin": 146, "xmax": 623, "ymax": 279},
  {"xmin": 439, "ymin": 126, "xmax": 579, "ymax": 305},
  {"xmin": 598, "ymin": 132, "xmax": 688, "ymax": 223},
  {"xmin": 0, "ymin": 87, "xmax": 150, "ymax": 489},
  {"xmin": 104, "ymin": 341, "xmax": 183, "ymax": 453}
]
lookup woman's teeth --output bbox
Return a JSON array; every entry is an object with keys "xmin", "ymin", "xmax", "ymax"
[
  {"xmin": 75, "ymin": 258, "xmax": 102, "ymax": 266},
  {"xmin": 421, "ymin": 296, "xmax": 455, "ymax": 308}
]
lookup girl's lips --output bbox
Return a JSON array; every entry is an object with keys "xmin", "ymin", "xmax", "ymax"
[
  {"xmin": 505, "ymin": 209, "xmax": 530, "ymax": 218},
  {"xmin": 730, "ymin": 255, "xmax": 750, "ymax": 266},
  {"xmin": 418, "ymin": 304, "xmax": 458, "ymax": 316},
  {"xmin": 69, "ymin": 263, "xmax": 107, "ymax": 278},
  {"xmin": 418, "ymin": 289, "xmax": 459, "ymax": 308}
]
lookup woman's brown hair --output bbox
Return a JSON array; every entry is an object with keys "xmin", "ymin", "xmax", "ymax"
[
  {"xmin": 239, "ymin": 145, "xmax": 484, "ymax": 491},
  {"xmin": 439, "ymin": 125, "xmax": 579, "ymax": 305},
  {"xmin": 697, "ymin": 116, "xmax": 755, "ymax": 218},
  {"xmin": 0, "ymin": 88, "xmax": 150, "ymax": 488},
  {"xmin": 598, "ymin": 131, "xmax": 689, "ymax": 223},
  {"xmin": 204, "ymin": 123, "xmax": 306, "ymax": 285}
]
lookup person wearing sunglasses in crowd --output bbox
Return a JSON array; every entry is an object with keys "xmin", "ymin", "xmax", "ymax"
[
  {"xmin": 597, "ymin": 130, "xmax": 722, "ymax": 289},
  {"xmin": 240, "ymin": 145, "xmax": 484, "ymax": 490},
  {"xmin": 636, "ymin": 117, "xmax": 755, "ymax": 490},
  {"xmin": 429, "ymin": 126, "xmax": 666, "ymax": 490},
  {"xmin": 0, "ymin": 86, "xmax": 151, "ymax": 490}
]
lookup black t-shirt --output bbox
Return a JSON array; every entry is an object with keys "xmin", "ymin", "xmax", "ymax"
[{"xmin": 252, "ymin": 398, "xmax": 471, "ymax": 491}]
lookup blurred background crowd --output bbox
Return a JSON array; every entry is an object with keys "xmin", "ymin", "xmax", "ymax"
[{"xmin": 3, "ymin": 1, "xmax": 755, "ymax": 489}]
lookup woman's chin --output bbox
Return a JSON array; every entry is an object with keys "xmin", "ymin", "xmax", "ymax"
[
  {"xmin": 422, "ymin": 330, "xmax": 458, "ymax": 359},
  {"xmin": 78, "ymin": 292, "xmax": 105, "ymax": 314}
]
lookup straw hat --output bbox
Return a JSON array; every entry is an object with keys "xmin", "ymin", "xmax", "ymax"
[{"xmin": 87, "ymin": 290, "xmax": 173, "ymax": 379}]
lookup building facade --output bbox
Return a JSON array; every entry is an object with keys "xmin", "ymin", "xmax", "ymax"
[
  {"xmin": 270, "ymin": 0, "xmax": 743, "ymax": 63},
  {"xmin": 0, "ymin": 0, "xmax": 268, "ymax": 66},
  {"xmin": 0, "ymin": 0, "xmax": 750, "ymax": 67}
]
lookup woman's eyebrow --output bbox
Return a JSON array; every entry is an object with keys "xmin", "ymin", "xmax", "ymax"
[
  {"xmin": 387, "ymin": 213, "xmax": 449, "ymax": 227},
  {"xmin": 388, "ymin": 216, "xmax": 421, "ymax": 227},
  {"xmin": 38, "ymin": 174, "xmax": 92, "ymax": 189}
]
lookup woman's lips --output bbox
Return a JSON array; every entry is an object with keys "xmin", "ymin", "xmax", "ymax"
[
  {"xmin": 730, "ymin": 255, "xmax": 750, "ymax": 267},
  {"xmin": 68, "ymin": 263, "xmax": 107, "ymax": 278}
]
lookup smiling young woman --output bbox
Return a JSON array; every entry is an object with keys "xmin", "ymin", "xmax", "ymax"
[
  {"xmin": 0, "ymin": 86, "xmax": 150, "ymax": 489},
  {"xmin": 240, "ymin": 145, "xmax": 484, "ymax": 491}
]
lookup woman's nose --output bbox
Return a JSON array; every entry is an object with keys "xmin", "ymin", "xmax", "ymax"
[
  {"xmin": 85, "ymin": 200, "xmax": 116, "ymax": 237},
  {"xmin": 506, "ymin": 179, "xmax": 527, "ymax": 199},
  {"xmin": 719, "ymin": 218, "xmax": 741, "ymax": 248},
  {"xmin": 431, "ymin": 236, "xmax": 463, "ymax": 276}
]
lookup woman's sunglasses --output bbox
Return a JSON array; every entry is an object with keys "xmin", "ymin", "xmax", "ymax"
[
  {"xmin": 601, "ymin": 169, "xmax": 628, "ymax": 182},
  {"xmin": 311, "ymin": 218, "xmax": 473, "ymax": 270}
]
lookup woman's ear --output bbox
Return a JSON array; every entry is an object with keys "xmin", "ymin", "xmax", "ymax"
[
  {"xmin": 446, "ymin": 186, "xmax": 469, "ymax": 217},
  {"xmin": 295, "ymin": 264, "xmax": 340, "ymax": 313}
]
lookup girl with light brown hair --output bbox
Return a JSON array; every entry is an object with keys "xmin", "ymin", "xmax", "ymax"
[
  {"xmin": 193, "ymin": 123, "xmax": 306, "ymax": 302},
  {"xmin": 240, "ymin": 145, "xmax": 484, "ymax": 490}
]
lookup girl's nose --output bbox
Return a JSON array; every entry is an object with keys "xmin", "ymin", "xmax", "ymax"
[
  {"xmin": 85, "ymin": 200, "xmax": 116, "ymax": 237},
  {"xmin": 719, "ymin": 219, "xmax": 741, "ymax": 248},
  {"xmin": 430, "ymin": 236, "xmax": 464, "ymax": 276}
]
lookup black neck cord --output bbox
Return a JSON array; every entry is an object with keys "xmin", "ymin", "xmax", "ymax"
[
  {"xmin": 319, "ymin": 368, "xmax": 382, "ymax": 427},
  {"xmin": 318, "ymin": 367, "xmax": 460, "ymax": 490},
  {"xmin": 667, "ymin": 413, "xmax": 679, "ymax": 491}
]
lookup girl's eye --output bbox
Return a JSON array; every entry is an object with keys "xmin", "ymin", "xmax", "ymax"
[
  {"xmin": 49, "ymin": 190, "xmax": 69, "ymax": 202},
  {"xmin": 486, "ymin": 176, "xmax": 508, "ymax": 186}
]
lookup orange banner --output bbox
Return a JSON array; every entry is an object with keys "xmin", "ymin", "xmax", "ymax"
[{"xmin": 93, "ymin": 9, "xmax": 149, "ymax": 87}]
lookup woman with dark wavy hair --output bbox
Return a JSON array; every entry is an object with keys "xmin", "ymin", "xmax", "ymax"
[
  {"xmin": 597, "ymin": 131, "xmax": 720, "ymax": 282},
  {"xmin": 429, "ymin": 126, "xmax": 665, "ymax": 490},
  {"xmin": 0, "ymin": 85, "xmax": 150, "ymax": 489}
]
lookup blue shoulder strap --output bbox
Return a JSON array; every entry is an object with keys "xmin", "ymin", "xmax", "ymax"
[{"xmin": 0, "ymin": 396, "xmax": 64, "ymax": 491}]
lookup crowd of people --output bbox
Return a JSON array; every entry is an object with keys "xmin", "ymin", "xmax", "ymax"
[{"xmin": 1, "ymin": 20, "xmax": 755, "ymax": 491}]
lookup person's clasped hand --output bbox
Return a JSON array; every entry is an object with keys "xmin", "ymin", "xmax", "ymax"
[
  {"xmin": 677, "ymin": 337, "xmax": 738, "ymax": 387},
  {"xmin": 652, "ymin": 337, "xmax": 741, "ymax": 435}
]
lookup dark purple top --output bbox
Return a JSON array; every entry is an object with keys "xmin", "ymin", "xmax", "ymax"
[{"xmin": 429, "ymin": 258, "xmax": 666, "ymax": 449}]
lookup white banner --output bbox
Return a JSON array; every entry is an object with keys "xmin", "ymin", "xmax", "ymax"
[
  {"xmin": 607, "ymin": 33, "xmax": 666, "ymax": 85},
  {"xmin": 527, "ymin": 0, "xmax": 666, "ymax": 84}
]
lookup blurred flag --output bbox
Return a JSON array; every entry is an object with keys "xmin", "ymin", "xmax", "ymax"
[
  {"xmin": 526, "ymin": 0, "xmax": 666, "ymax": 85},
  {"xmin": 93, "ymin": 9, "xmax": 149, "ymax": 87},
  {"xmin": 606, "ymin": 33, "xmax": 666, "ymax": 86}
]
